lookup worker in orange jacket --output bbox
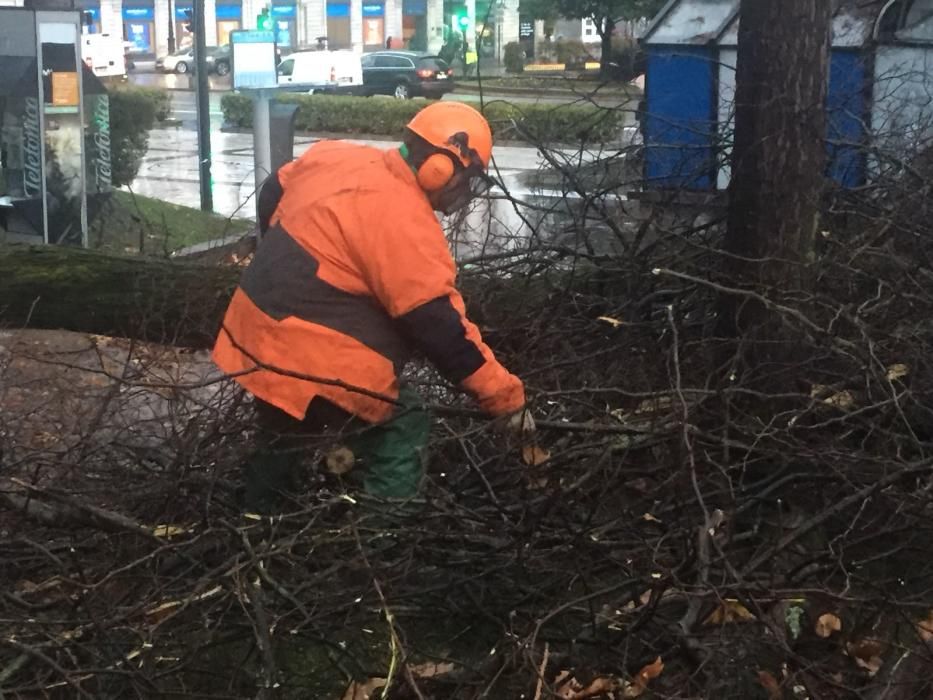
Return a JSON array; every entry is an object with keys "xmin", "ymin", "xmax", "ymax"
[{"xmin": 213, "ymin": 101, "xmax": 533, "ymax": 505}]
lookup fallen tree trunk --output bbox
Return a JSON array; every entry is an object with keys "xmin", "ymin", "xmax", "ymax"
[{"xmin": 1, "ymin": 244, "xmax": 241, "ymax": 348}]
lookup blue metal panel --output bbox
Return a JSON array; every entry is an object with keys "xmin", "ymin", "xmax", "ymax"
[
  {"xmin": 215, "ymin": 4, "xmax": 242, "ymax": 20},
  {"xmin": 327, "ymin": 2, "xmax": 350, "ymax": 17},
  {"xmin": 644, "ymin": 46, "xmax": 716, "ymax": 189},
  {"xmin": 122, "ymin": 5, "xmax": 154, "ymax": 20},
  {"xmin": 827, "ymin": 49, "xmax": 868, "ymax": 187},
  {"xmin": 403, "ymin": 0, "xmax": 427, "ymax": 15}
]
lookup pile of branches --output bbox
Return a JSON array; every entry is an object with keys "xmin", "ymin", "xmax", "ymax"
[{"xmin": 3, "ymin": 131, "xmax": 933, "ymax": 700}]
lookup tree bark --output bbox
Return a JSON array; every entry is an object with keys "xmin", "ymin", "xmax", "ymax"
[
  {"xmin": 719, "ymin": 0, "xmax": 832, "ymax": 354},
  {"xmin": 1, "ymin": 245, "xmax": 239, "ymax": 348},
  {"xmin": 598, "ymin": 17, "xmax": 615, "ymax": 79}
]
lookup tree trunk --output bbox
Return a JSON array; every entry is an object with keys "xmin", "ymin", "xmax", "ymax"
[
  {"xmin": 718, "ymin": 0, "xmax": 832, "ymax": 363},
  {"xmin": 1, "ymin": 245, "xmax": 240, "ymax": 348},
  {"xmin": 598, "ymin": 17, "xmax": 615, "ymax": 79}
]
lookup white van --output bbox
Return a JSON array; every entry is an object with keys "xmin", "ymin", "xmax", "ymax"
[
  {"xmin": 276, "ymin": 50, "xmax": 362, "ymax": 94},
  {"xmin": 81, "ymin": 34, "xmax": 127, "ymax": 79}
]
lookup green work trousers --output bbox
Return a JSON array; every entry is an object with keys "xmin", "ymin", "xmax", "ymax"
[{"xmin": 243, "ymin": 387, "xmax": 431, "ymax": 510}]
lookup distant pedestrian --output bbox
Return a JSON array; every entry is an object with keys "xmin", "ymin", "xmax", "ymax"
[{"xmin": 464, "ymin": 42, "xmax": 478, "ymax": 77}]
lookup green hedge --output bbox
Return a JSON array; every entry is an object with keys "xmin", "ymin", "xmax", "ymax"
[
  {"xmin": 221, "ymin": 93, "xmax": 622, "ymax": 144},
  {"xmin": 108, "ymin": 85, "xmax": 171, "ymax": 187}
]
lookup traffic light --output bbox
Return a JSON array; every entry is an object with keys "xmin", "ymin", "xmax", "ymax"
[
  {"xmin": 184, "ymin": 8, "xmax": 195, "ymax": 33},
  {"xmin": 455, "ymin": 8, "xmax": 469, "ymax": 30},
  {"xmin": 257, "ymin": 7, "xmax": 273, "ymax": 31}
]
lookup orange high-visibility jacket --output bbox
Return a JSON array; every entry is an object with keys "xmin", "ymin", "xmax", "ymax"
[{"xmin": 212, "ymin": 140, "xmax": 525, "ymax": 423}]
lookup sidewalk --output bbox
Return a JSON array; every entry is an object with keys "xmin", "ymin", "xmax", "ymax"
[{"xmin": 130, "ymin": 71, "xmax": 232, "ymax": 92}]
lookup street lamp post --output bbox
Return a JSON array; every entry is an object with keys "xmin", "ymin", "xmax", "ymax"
[{"xmin": 167, "ymin": 0, "xmax": 176, "ymax": 52}]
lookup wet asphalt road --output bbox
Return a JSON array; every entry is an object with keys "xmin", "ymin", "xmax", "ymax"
[
  {"xmin": 130, "ymin": 128, "xmax": 549, "ymax": 219},
  {"xmin": 125, "ymin": 70, "xmax": 634, "ymax": 220}
]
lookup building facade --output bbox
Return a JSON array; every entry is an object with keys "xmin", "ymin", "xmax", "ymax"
[{"xmin": 0, "ymin": 0, "xmax": 519, "ymax": 60}]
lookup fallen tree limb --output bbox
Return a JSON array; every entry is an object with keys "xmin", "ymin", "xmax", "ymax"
[
  {"xmin": 2, "ymin": 477, "xmax": 160, "ymax": 542},
  {"xmin": 0, "ymin": 244, "xmax": 239, "ymax": 348}
]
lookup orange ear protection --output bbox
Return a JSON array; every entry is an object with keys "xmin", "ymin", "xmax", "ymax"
[
  {"xmin": 400, "ymin": 143, "xmax": 460, "ymax": 192},
  {"xmin": 416, "ymin": 152, "xmax": 457, "ymax": 191}
]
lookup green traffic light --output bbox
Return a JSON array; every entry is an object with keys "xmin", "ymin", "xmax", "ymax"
[{"xmin": 457, "ymin": 13, "xmax": 469, "ymax": 28}]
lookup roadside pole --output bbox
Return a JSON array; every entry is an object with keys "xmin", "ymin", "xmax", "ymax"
[
  {"xmin": 253, "ymin": 90, "xmax": 272, "ymax": 215},
  {"xmin": 167, "ymin": 0, "xmax": 176, "ymax": 53},
  {"xmin": 230, "ymin": 30, "xmax": 290, "ymax": 227},
  {"xmin": 194, "ymin": 0, "xmax": 213, "ymax": 212}
]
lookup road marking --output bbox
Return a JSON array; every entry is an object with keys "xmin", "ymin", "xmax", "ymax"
[{"xmin": 171, "ymin": 110, "xmax": 225, "ymax": 116}]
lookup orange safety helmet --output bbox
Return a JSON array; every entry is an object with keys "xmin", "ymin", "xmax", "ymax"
[{"xmin": 406, "ymin": 102, "xmax": 493, "ymax": 191}]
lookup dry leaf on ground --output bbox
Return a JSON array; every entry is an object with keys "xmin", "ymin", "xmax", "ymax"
[
  {"xmin": 704, "ymin": 600, "xmax": 756, "ymax": 625},
  {"xmin": 917, "ymin": 610, "xmax": 933, "ymax": 642},
  {"xmin": 815, "ymin": 613, "xmax": 842, "ymax": 638},
  {"xmin": 554, "ymin": 672, "xmax": 580, "ymax": 698},
  {"xmin": 853, "ymin": 654, "xmax": 883, "ymax": 676},
  {"xmin": 809, "ymin": 384, "xmax": 856, "ymax": 409},
  {"xmin": 823, "ymin": 390, "xmax": 855, "ymax": 409},
  {"xmin": 757, "ymin": 670, "xmax": 781, "ymax": 699},
  {"xmin": 847, "ymin": 639, "xmax": 884, "ymax": 677},
  {"xmin": 340, "ymin": 677, "xmax": 387, "ymax": 700},
  {"xmin": 635, "ymin": 396, "xmax": 672, "ymax": 415},
  {"xmin": 555, "ymin": 674, "xmax": 618, "ymax": 699},
  {"xmin": 152, "ymin": 524, "xmax": 189, "ymax": 538},
  {"xmin": 522, "ymin": 444, "xmax": 551, "ymax": 466},
  {"xmin": 886, "ymin": 363, "xmax": 910, "ymax": 381},
  {"xmin": 408, "ymin": 661, "xmax": 455, "ymax": 678},
  {"xmin": 623, "ymin": 656, "xmax": 664, "ymax": 698},
  {"xmin": 339, "ymin": 662, "xmax": 454, "ymax": 700}
]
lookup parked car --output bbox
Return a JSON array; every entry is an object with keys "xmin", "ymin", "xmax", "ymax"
[
  {"xmin": 360, "ymin": 51, "xmax": 454, "ymax": 100},
  {"xmin": 276, "ymin": 50, "xmax": 362, "ymax": 94},
  {"xmin": 81, "ymin": 33, "xmax": 127, "ymax": 78},
  {"xmin": 207, "ymin": 44, "xmax": 230, "ymax": 76},
  {"xmin": 156, "ymin": 46, "xmax": 194, "ymax": 74},
  {"xmin": 155, "ymin": 45, "xmax": 229, "ymax": 75}
]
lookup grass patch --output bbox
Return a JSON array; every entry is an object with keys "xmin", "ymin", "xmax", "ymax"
[{"xmin": 88, "ymin": 190, "xmax": 252, "ymax": 255}]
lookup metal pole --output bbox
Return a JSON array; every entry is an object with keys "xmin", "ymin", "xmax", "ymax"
[
  {"xmin": 194, "ymin": 0, "xmax": 213, "ymax": 211},
  {"xmin": 253, "ymin": 91, "xmax": 272, "ymax": 224},
  {"xmin": 168, "ymin": 0, "xmax": 176, "ymax": 53}
]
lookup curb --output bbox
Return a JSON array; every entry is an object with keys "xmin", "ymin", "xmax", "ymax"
[
  {"xmin": 454, "ymin": 83, "xmax": 638, "ymax": 99},
  {"xmin": 133, "ymin": 79, "xmax": 638, "ymax": 98},
  {"xmin": 160, "ymin": 85, "xmax": 231, "ymax": 92},
  {"xmin": 216, "ymin": 125, "xmax": 534, "ymax": 149}
]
